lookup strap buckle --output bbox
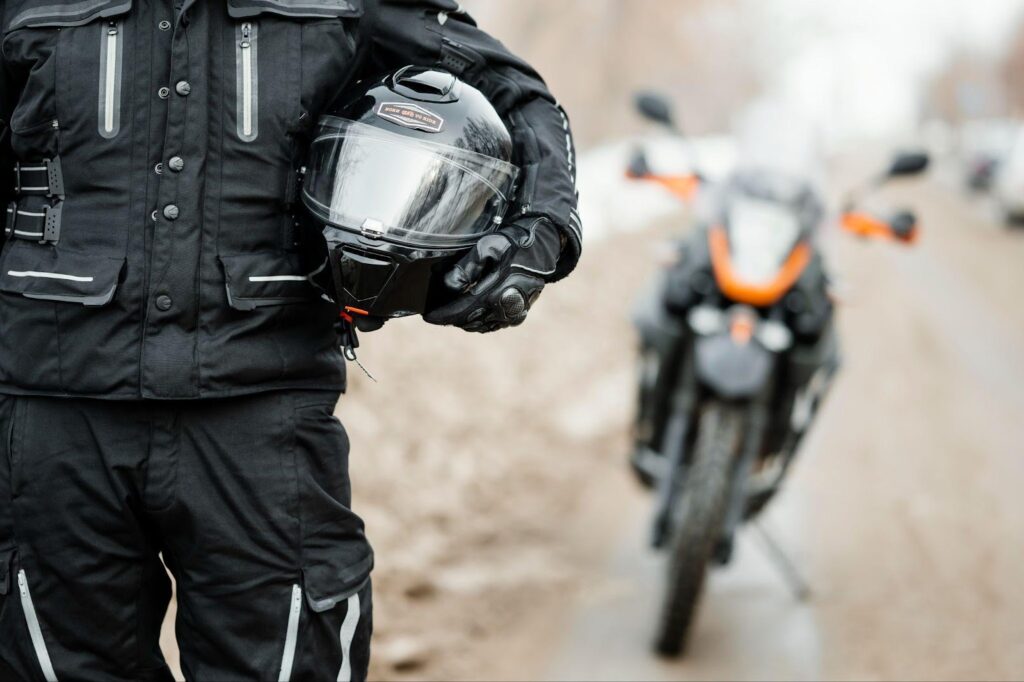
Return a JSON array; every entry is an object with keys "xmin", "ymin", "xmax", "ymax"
[
  {"xmin": 44, "ymin": 157, "xmax": 65, "ymax": 198},
  {"xmin": 3, "ymin": 200, "xmax": 62, "ymax": 244},
  {"xmin": 4, "ymin": 201, "xmax": 16, "ymax": 238},
  {"xmin": 42, "ymin": 202, "xmax": 62, "ymax": 243}
]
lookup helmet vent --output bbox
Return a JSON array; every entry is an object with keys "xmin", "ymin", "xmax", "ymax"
[{"xmin": 391, "ymin": 67, "xmax": 459, "ymax": 103}]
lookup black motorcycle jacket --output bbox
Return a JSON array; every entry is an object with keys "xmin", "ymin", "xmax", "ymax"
[{"xmin": 0, "ymin": 0, "xmax": 581, "ymax": 399}]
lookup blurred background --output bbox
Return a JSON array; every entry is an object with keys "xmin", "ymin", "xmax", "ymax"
[{"xmin": 168, "ymin": 1, "xmax": 1024, "ymax": 680}]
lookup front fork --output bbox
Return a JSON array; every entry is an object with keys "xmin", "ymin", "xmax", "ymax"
[
  {"xmin": 649, "ymin": 353, "xmax": 775, "ymax": 560},
  {"xmin": 649, "ymin": 353, "xmax": 697, "ymax": 549},
  {"xmin": 713, "ymin": 392, "xmax": 771, "ymax": 565}
]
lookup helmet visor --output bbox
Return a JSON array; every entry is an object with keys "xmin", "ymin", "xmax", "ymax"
[{"xmin": 302, "ymin": 117, "xmax": 519, "ymax": 248}]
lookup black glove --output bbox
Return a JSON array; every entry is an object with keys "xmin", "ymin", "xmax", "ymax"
[
  {"xmin": 424, "ymin": 217, "xmax": 562, "ymax": 333},
  {"xmin": 352, "ymin": 315, "xmax": 388, "ymax": 333}
]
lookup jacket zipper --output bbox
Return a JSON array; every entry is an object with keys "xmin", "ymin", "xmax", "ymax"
[
  {"xmin": 18, "ymin": 570, "xmax": 59, "ymax": 682},
  {"xmin": 98, "ymin": 20, "xmax": 123, "ymax": 139},
  {"xmin": 236, "ymin": 21, "xmax": 259, "ymax": 142}
]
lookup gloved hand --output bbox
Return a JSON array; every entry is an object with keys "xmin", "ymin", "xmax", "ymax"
[
  {"xmin": 352, "ymin": 315, "xmax": 388, "ymax": 333},
  {"xmin": 424, "ymin": 217, "xmax": 561, "ymax": 333}
]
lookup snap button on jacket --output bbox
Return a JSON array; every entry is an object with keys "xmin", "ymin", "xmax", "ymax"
[{"xmin": 0, "ymin": 0, "xmax": 581, "ymax": 399}]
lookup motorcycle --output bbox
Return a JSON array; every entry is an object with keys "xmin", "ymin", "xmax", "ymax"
[{"xmin": 626, "ymin": 92, "xmax": 929, "ymax": 657}]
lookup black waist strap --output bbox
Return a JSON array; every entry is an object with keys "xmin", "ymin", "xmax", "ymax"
[
  {"xmin": 14, "ymin": 157, "xmax": 64, "ymax": 198},
  {"xmin": 7, "ymin": 157, "xmax": 65, "ymax": 244},
  {"xmin": 5, "ymin": 201, "xmax": 62, "ymax": 244}
]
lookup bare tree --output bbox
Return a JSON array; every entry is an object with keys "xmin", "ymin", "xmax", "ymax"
[
  {"xmin": 1002, "ymin": 20, "xmax": 1024, "ymax": 116},
  {"xmin": 463, "ymin": 0, "xmax": 761, "ymax": 145}
]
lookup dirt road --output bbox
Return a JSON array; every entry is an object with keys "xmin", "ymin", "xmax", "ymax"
[{"xmin": 159, "ymin": 171, "xmax": 1024, "ymax": 681}]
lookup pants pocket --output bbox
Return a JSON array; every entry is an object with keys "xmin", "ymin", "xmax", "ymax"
[
  {"xmin": 291, "ymin": 399, "xmax": 372, "ymax": 579},
  {"xmin": 285, "ymin": 397, "xmax": 374, "ymax": 681},
  {"xmin": 291, "ymin": 398, "xmax": 373, "ymax": 597}
]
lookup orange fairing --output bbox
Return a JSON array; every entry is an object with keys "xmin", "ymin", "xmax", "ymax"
[
  {"xmin": 649, "ymin": 174, "xmax": 701, "ymax": 201},
  {"xmin": 625, "ymin": 170, "xmax": 700, "ymax": 201},
  {"xmin": 842, "ymin": 211, "xmax": 919, "ymax": 244},
  {"xmin": 708, "ymin": 226, "xmax": 811, "ymax": 307}
]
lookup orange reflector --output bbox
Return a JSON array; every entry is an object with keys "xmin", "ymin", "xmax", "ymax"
[{"xmin": 730, "ymin": 315, "xmax": 755, "ymax": 345}]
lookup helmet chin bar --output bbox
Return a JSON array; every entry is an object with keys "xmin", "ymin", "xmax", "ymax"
[{"xmin": 330, "ymin": 246, "xmax": 400, "ymax": 315}]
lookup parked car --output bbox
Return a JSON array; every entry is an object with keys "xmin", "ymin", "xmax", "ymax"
[
  {"xmin": 960, "ymin": 119, "xmax": 1018, "ymax": 193},
  {"xmin": 994, "ymin": 126, "xmax": 1024, "ymax": 224}
]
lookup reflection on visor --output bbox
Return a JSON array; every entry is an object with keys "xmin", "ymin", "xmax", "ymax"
[{"xmin": 303, "ymin": 119, "xmax": 519, "ymax": 248}]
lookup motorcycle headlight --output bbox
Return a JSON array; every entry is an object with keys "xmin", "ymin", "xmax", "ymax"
[
  {"xmin": 688, "ymin": 305, "xmax": 726, "ymax": 336},
  {"xmin": 757, "ymin": 319, "xmax": 793, "ymax": 353}
]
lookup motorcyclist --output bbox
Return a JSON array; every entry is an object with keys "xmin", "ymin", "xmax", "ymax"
[{"xmin": 0, "ymin": 2, "xmax": 580, "ymax": 680}]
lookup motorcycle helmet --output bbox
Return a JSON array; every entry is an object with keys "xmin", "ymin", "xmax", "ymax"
[{"xmin": 299, "ymin": 66, "xmax": 520, "ymax": 320}]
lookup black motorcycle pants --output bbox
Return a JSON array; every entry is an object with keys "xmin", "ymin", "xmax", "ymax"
[{"xmin": 0, "ymin": 391, "xmax": 373, "ymax": 682}]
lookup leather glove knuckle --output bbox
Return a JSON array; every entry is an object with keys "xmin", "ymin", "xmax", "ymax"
[{"xmin": 499, "ymin": 287, "xmax": 528, "ymax": 320}]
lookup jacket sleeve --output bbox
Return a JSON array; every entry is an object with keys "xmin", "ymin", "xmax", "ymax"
[{"xmin": 361, "ymin": 0, "xmax": 582, "ymax": 281}]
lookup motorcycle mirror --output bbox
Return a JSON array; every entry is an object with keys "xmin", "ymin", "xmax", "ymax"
[
  {"xmin": 841, "ymin": 209, "xmax": 919, "ymax": 245},
  {"xmin": 626, "ymin": 147, "xmax": 652, "ymax": 179},
  {"xmin": 635, "ymin": 91, "xmax": 677, "ymax": 129},
  {"xmin": 889, "ymin": 210, "xmax": 919, "ymax": 243},
  {"xmin": 886, "ymin": 151, "xmax": 930, "ymax": 178}
]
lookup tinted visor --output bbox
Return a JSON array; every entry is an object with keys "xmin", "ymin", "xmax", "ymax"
[{"xmin": 303, "ymin": 117, "xmax": 519, "ymax": 248}]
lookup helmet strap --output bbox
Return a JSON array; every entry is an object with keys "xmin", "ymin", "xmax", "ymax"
[{"xmin": 335, "ymin": 313, "xmax": 377, "ymax": 383}]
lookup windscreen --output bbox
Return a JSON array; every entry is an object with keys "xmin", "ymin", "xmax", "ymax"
[
  {"xmin": 302, "ymin": 117, "xmax": 519, "ymax": 248},
  {"xmin": 734, "ymin": 99, "xmax": 825, "ymax": 191},
  {"xmin": 727, "ymin": 196, "xmax": 803, "ymax": 284}
]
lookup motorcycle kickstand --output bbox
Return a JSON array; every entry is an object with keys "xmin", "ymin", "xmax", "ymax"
[{"xmin": 750, "ymin": 521, "xmax": 812, "ymax": 602}]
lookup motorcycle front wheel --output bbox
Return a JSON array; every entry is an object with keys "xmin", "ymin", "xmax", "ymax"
[{"xmin": 654, "ymin": 401, "xmax": 744, "ymax": 657}]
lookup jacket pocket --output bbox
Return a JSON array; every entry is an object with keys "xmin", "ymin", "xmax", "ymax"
[
  {"xmin": 0, "ymin": 243, "xmax": 124, "ymax": 306},
  {"xmin": 3, "ymin": 1, "xmax": 134, "ymax": 150},
  {"xmin": 5, "ymin": 0, "xmax": 132, "ymax": 31},
  {"xmin": 225, "ymin": 0, "xmax": 362, "ymax": 130},
  {"xmin": 226, "ymin": 0, "xmax": 362, "ymax": 20},
  {"xmin": 220, "ymin": 251, "xmax": 320, "ymax": 311}
]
